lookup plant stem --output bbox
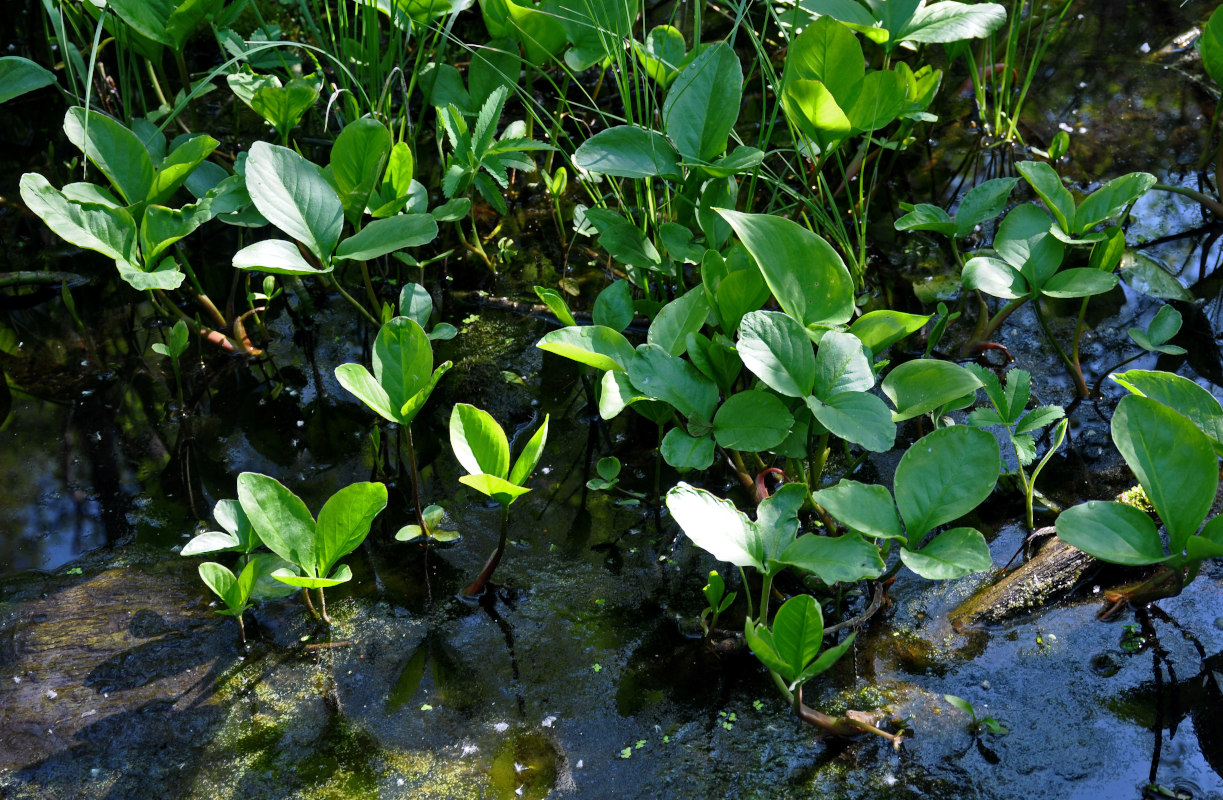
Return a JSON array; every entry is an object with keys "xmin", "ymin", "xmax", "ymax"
[
  {"xmin": 318, "ymin": 588, "xmax": 331, "ymax": 624},
  {"xmin": 302, "ymin": 588, "xmax": 320, "ymax": 619},
  {"xmin": 463, "ymin": 505, "xmax": 510, "ymax": 598},
  {"xmin": 1033, "ymin": 301, "xmax": 1089, "ymax": 397},
  {"xmin": 328, "ymin": 275, "xmax": 379, "ymax": 326},
  {"xmin": 1151, "ymin": 183, "xmax": 1223, "ymax": 218},
  {"xmin": 972, "ymin": 296, "xmax": 1029, "ymax": 347},
  {"xmin": 404, "ymin": 424, "xmax": 427, "ymax": 533}
]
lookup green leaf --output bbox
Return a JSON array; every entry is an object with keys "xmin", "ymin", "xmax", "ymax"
[
  {"xmin": 845, "ymin": 70, "xmax": 906, "ymax": 133},
  {"xmin": 331, "ymin": 118, "xmax": 392, "ymax": 226},
  {"xmin": 635, "ymin": 24, "xmax": 686, "ymax": 86},
  {"xmin": 1075, "ymin": 172, "xmax": 1156, "ymax": 233},
  {"xmin": 713, "ymin": 391, "xmax": 794, "ymax": 451},
  {"xmin": 763, "ymin": 594, "xmax": 825, "ymax": 685},
  {"xmin": 334, "ymin": 214, "xmax": 438, "ymax": 261},
  {"xmin": 783, "ymin": 16, "xmax": 865, "ymax": 107},
  {"xmin": 899, "ymin": 526, "xmax": 993, "ymax": 579},
  {"xmin": 399, "ymin": 362, "xmax": 451, "ymax": 425},
  {"xmin": 599, "ymin": 222, "xmax": 663, "ymax": 271},
  {"xmin": 628, "ymin": 344, "xmax": 719, "ymax": 424},
  {"xmin": 718, "ymin": 210, "xmax": 855, "ymax": 327},
  {"xmin": 450, "ymin": 403, "xmax": 511, "ymax": 479},
  {"xmin": 848, "ymin": 310, "xmax": 932, "ymax": 356},
  {"xmin": 896, "ymin": 2, "xmax": 1006, "ymax": 44},
  {"xmin": 1118, "ymin": 251, "xmax": 1193, "ymax": 301},
  {"xmin": 1014, "ymin": 405, "xmax": 1065, "ymax": 435},
  {"xmin": 0, "ymin": 57, "xmax": 56, "ymax": 104},
  {"xmin": 572, "ymin": 125, "xmax": 682, "ymax": 179},
  {"xmin": 798, "ymin": 631, "xmax": 855, "ymax": 683},
  {"xmin": 954, "ymin": 177, "xmax": 1019, "ymax": 238},
  {"xmin": 63, "ymin": 108, "xmax": 156, "ymax": 208},
  {"xmin": 593, "ymin": 280, "xmax": 635, "ymax": 332},
  {"xmin": 666, "ymin": 482, "xmax": 763, "ymax": 570},
  {"xmin": 996, "ymin": 204, "xmax": 1065, "ymax": 289},
  {"xmin": 273, "ymin": 563, "xmax": 352, "ymax": 588},
  {"xmin": 1056, "ymin": 500, "xmax": 1169, "ymax": 566},
  {"xmin": 140, "ymin": 202, "xmax": 212, "ymax": 264},
  {"xmin": 1187, "ymin": 515, "xmax": 1223, "ymax": 561},
  {"xmin": 199, "ymin": 562, "xmax": 242, "ymax": 613},
  {"xmin": 755, "ymin": 482, "xmax": 808, "ymax": 562},
  {"xmin": 1040, "ymin": 268, "xmax": 1118, "ymax": 299},
  {"xmin": 400, "ymin": 283, "xmax": 433, "ymax": 329},
  {"xmin": 19, "ymin": 173, "xmax": 136, "ymax": 262},
  {"xmin": 812, "ymin": 330, "xmax": 875, "ymax": 399},
  {"xmin": 1201, "ymin": 6, "xmax": 1223, "ymax": 87},
  {"xmin": 245, "ymin": 141, "xmax": 343, "ymax": 260},
  {"xmin": 687, "ymin": 332, "xmax": 743, "ymax": 397},
  {"xmin": 232, "ymin": 239, "xmax": 325, "ymax": 275},
  {"xmin": 713, "ymin": 266, "xmax": 770, "ymax": 335},
  {"xmin": 660, "ymin": 429, "xmax": 716, "ymax": 470},
  {"xmin": 813, "ymin": 479, "xmax": 903, "ymax": 540},
  {"xmin": 252, "ymin": 78, "xmax": 319, "ymax": 140},
  {"xmin": 1111, "ymin": 394, "xmax": 1217, "ymax": 553},
  {"xmin": 882, "ymin": 359, "xmax": 983, "ymax": 421},
  {"xmin": 372, "ymin": 316, "xmax": 434, "ymax": 419},
  {"xmin": 537, "ymin": 325, "xmax": 635, "ymax": 372},
  {"xmin": 237, "ymin": 472, "xmax": 317, "ymax": 573},
  {"xmin": 1014, "ymin": 162, "xmax": 1074, "ymax": 234},
  {"xmin": 335, "ymin": 363, "xmax": 397, "ymax": 423},
  {"xmin": 533, "ymin": 286, "xmax": 577, "ymax": 327},
  {"xmin": 894, "ymin": 204, "xmax": 955, "ymax": 236},
  {"xmin": 780, "ymin": 532, "xmax": 885, "ymax": 584},
  {"xmin": 459, "ymin": 473, "xmax": 532, "ymax": 506},
  {"xmin": 147, "ymin": 133, "xmax": 218, "ymax": 207},
  {"xmin": 806, "ymin": 392, "xmax": 896, "ymax": 452},
  {"xmin": 182, "ymin": 531, "xmax": 240, "ymax": 556},
  {"xmin": 1111, "ymin": 369, "xmax": 1223, "ymax": 451},
  {"xmin": 1144, "ymin": 305, "xmax": 1184, "ymax": 347},
  {"xmin": 737, "ymin": 310, "xmax": 816, "ymax": 398},
  {"xmin": 508, "ymin": 414, "xmax": 549, "ymax": 486},
  {"xmin": 894, "ymin": 426, "xmax": 1000, "ymax": 541},
  {"xmin": 116, "ymin": 257, "xmax": 186, "ymax": 290},
  {"xmin": 662, "ymin": 41, "xmax": 742, "ymax": 162},
  {"xmin": 648, "ymin": 287, "xmax": 709, "ymax": 356},
  {"xmin": 315, "ymin": 482, "xmax": 387, "ymax": 576},
  {"xmin": 962, "ymin": 256, "xmax": 1028, "ymax": 300}
]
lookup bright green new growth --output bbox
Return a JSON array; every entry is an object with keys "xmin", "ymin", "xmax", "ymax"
[
  {"xmin": 449, "ymin": 404, "xmax": 549, "ymax": 597},
  {"xmin": 236, "ymin": 472, "xmax": 387, "ymax": 622},
  {"xmin": 198, "ymin": 560, "xmax": 260, "ymax": 642},
  {"xmin": 745, "ymin": 594, "xmax": 855, "ymax": 692}
]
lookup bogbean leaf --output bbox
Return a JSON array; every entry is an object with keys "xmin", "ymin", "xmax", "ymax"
[
  {"xmin": 1075, "ymin": 172, "xmax": 1156, "ymax": 232},
  {"xmin": 573, "ymin": 126, "xmax": 682, "ymax": 179},
  {"xmin": 238, "ymin": 472, "xmax": 318, "ymax": 573},
  {"xmin": 1040, "ymin": 268, "xmax": 1118, "ymax": 299},
  {"xmin": 1111, "ymin": 394, "xmax": 1217, "ymax": 553},
  {"xmin": 1014, "ymin": 162, "xmax": 1074, "ymax": 234},
  {"xmin": 813, "ymin": 480, "xmax": 903, "ymax": 540},
  {"xmin": 737, "ymin": 310, "xmax": 815, "ymax": 398},
  {"xmin": 537, "ymin": 325, "xmax": 635, "ymax": 372},
  {"xmin": 954, "ymin": 177, "xmax": 1019, "ymax": 238},
  {"xmin": 398, "ymin": 362, "xmax": 451, "ymax": 424},
  {"xmin": 899, "ymin": 526, "xmax": 993, "ymax": 579},
  {"xmin": 895, "ymin": 203, "xmax": 955, "ymax": 235},
  {"xmin": 780, "ymin": 532, "xmax": 885, "ymax": 584},
  {"xmin": 334, "ymin": 214, "xmax": 438, "ymax": 261},
  {"xmin": 848, "ymin": 311, "xmax": 932, "ymax": 356},
  {"xmin": 0, "ymin": 56, "xmax": 56, "ymax": 104},
  {"xmin": 667, "ymin": 482, "xmax": 763, "ymax": 570},
  {"xmin": 755, "ymin": 483, "xmax": 808, "ymax": 562},
  {"xmin": 331, "ymin": 118, "xmax": 392, "ymax": 226},
  {"xmin": 335, "ymin": 364, "xmax": 397, "ymax": 422},
  {"xmin": 315, "ymin": 482, "xmax": 388, "ymax": 576},
  {"xmin": 896, "ymin": 2, "xmax": 1006, "ymax": 45},
  {"xmin": 373, "ymin": 317, "xmax": 434, "ymax": 417},
  {"xmin": 882, "ymin": 359, "xmax": 983, "ymax": 421},
  {"xmin": 660, "ymin": 428, "xmax": 716, "ymax": 470},
  {"xmin": 232, "ymin": 239, "xmax": 324, "ymax": 274},
  {"xmin": 812, "ymin": 330, "xmax": 875, "ymax": 399},
  {"xmin": 662, "ymin": 41, "xmax": 742, "ymax": 162},
  {"xmin": 718, "ymin": 210, "xmax": 855, "ymax": 327},
  {"xmin": 995, "ymin": 204, "xmax": 1065, "ymax": 290},
  {"xmin": 273, "ymin": 564, "xmax": 353, "ymax": 588},
  {"xmin": 460, "ymin": 474, "xmax": 533, "ymax": 506},
  {"xmin": 962, "ymin": 256, "xmax": 1028, "ymax": 300},
  {"xmin": 63, "ymin": 107, "xmax": 155, "ymax": 206},
  {"xmin": 245, "ymin": 141, "xmax": 343, "ymax": 260},
  {"xmin": 148, "ymin": 134, "xmax": 219, "ymax": 206},
  {"xmin": 628, "ymin": 344, "xmax": 719, "ymax": 424},
  {"xmin": 647, "ymin": 287, "xmax": 709, "ymax": 356},
  {"xmin": 713, "ymin": 391, "xmax": 793, "ymax": 451},
  {"xmin": 19, "ymin": 173, "xmax": 136, "ymax": 262},
  {"xmin": 1202, "ymin": 6, "xmax": 1223, "ymax": 87},
  {"xmin": 894, "ymin": 426, "xmax": 1000, "ymax": 542},
  {"xmin": 533, "ymin": 286, "xmax": 578, "ymax": 327},
  {"xmin": 805, "ymin": 392, "xmax": 896, "ymax": 452},
  {"xmin": 1112, "ymin": 369, "xmax": 1223, "ymax": 452},
  {"xmin": 508, "ymin": 415, "xmax": 550, "ymax": 486},
  {"xmin": 1056, "ymin": 500, "xmax": 1169, "ymax": 565},
  {"xmin": 592, "ymin": 280, "xmax": 635, "ymax": 332},
  {"xmin": 747, "ymin": 594, "xmax": 824, "ymax": 686},
  {"xmin": 450, "ymin": 403, "xmax": 511, "ymax": 479},
  {"xmin": 400, "ymin": 283, "xmax": 434, "ymax": 329}
]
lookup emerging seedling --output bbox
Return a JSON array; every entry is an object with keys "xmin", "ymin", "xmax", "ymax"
[
  {"xmin": 944, "ymin": 694, "xmax": 1009, "ymax": 736},
  {"xmin": 449, "ymin": 404, "xmax": 549, "ymax": 597}
]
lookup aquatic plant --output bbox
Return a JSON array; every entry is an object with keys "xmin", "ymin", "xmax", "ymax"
[
  {"xmin": 335, "ymin": 315, "xmax": 452, "ymax": 538},
  {"xmin": 448, "ymin": 403, "xmax": 549, "ymax": 597},
  {"xmin": 965, "ymin": 366, "xmax": 1068, "ymax": 531},
  {"xmin": 1057, "ymin": 372, "xmax": 1223, "ymax": 612},
  {"xmin": 236, "ymin": 473, "xmax": 388, "ymax": 623}
]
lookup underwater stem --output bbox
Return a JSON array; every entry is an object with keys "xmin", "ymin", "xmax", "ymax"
[{"xmin": 463, "ymin": 505, "xmax": 510, "ymax": 598}]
